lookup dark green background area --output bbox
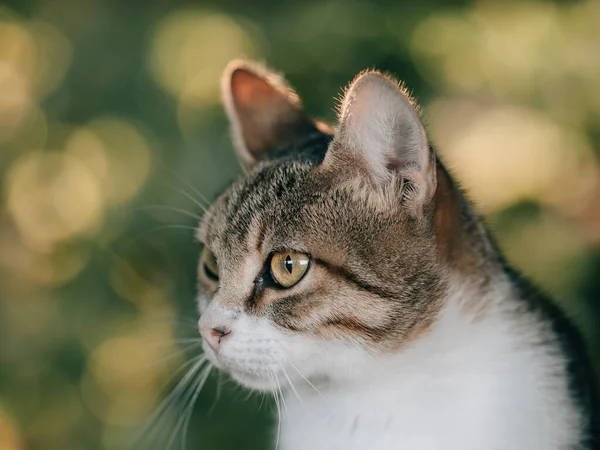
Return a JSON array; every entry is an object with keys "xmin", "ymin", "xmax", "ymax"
[{"xmin": 0, "ymin": 1, "xmax": 599, "ymax": 449}]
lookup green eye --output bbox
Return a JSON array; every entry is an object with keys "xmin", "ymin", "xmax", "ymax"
[
  {"xmin": 201, "ymin": 247, "xmax": 219, "ymax": 281},
  {"xmin": 270, "ymin": 251, "xmax": 310, "ymax": 288}
]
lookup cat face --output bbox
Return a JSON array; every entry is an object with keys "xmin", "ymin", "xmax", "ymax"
[{"xmin": 196, "ymin": 61, "xmax": 445, "ymax": 391}]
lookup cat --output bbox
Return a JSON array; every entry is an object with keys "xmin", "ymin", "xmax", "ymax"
[{"xmin": 195, "ymin": 59, "xmax": 599, "ymax": 450}]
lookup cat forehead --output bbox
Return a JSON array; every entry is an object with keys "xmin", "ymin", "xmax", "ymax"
[
  {"xmin": 199, "ymin": 170, "xmax": 418, "ymax": 280},
  {"xmin": 199, "ymin": 130, "xmax": 336, "ymax": 247},
  {"xmin": 200, "ymin": 162, "xmax": 399, "ymax": 258},
  {"xmin": 200, "ymin": 160, "xmax": 321, "ymax": 250}
]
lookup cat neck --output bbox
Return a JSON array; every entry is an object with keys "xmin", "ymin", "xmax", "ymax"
[
  {"xmin": 300, "ymin": 271, "xmax": 514, "ymax": 393},
  {"xmin": 279, "ymin": 273, "xmax": 582, "ymax": 450},
  {"xmin": 434, "ymin": 160, "xmax": 508, "ymax": 293}
]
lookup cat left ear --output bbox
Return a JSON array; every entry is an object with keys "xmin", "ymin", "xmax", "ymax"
[
  {"xmin": 325, "ymin": 71, "xmax": 436, "ymax": 206},
  {"xmin": 221, "ymin": 60, "xmax": 320, "ymax": 165}
]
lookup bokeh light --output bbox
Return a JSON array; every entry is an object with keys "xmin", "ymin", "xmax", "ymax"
[
  {"xmin": 429, "ymin": 100, "xmax": 598, "ymax": 212},
  {"xmin": 0, "ymin": 403, "xmax": 24, "ymax": 450},
  {"xmin": 82, "ymin": 321, "xmax": 178, "ymax": 427},
  {"xmin": 6, "ymin": 151, "xmax": 104, "ymax": 250},
  {"xmin": 149, "ymin": 9, "xmax": 257, "ymax": 109},
  {"xmin": 66, "ymin": 118, "xmax": 152, "ymax": 206},
  {"xmin": 0, "ymin": 15, "xmax": 70, "ymax": 143},
  {"xmin": 411, "ymin": 1, "xmax": 600, "ymax": 124}
]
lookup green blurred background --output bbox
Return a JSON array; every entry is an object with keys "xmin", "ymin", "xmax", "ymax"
[{"xmin": 1, "ymin": 0, "xmax": 600, "ymax": 449}]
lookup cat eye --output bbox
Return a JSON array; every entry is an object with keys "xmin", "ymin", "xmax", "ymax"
[
  {"xmin": 269, "ymin": 251, "xmax": 310, "ymax": 288},
  {"xmin": 201, "ymin": 247, "xmax": 220, "ymax": 281}
]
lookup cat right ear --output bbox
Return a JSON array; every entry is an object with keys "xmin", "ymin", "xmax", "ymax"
[
  {"xmin": 324, "ymin": 71, "xmax": 436, "ymax": 209},
  {"xmin": 221, "ymin": 60, "xmax": 319, "ymax": 166}
]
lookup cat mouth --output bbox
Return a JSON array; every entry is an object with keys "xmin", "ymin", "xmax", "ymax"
[
  {"xmin": 202, "ymin": 346, "xmax": 274, "ymax": 388},
  {"xmin": 199, "ymin": 342, "xmax": 288, "ymax": 391},
  {"xmin": 200, "ymin": 343, "xmax": 272, "ymax": 389}
]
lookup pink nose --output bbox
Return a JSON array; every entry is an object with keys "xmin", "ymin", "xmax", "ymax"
[{"xmin": 200, "ymin": 326, "xmax": 231, "ymax": 354}]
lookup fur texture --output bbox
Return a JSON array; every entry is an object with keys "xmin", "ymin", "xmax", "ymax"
[{"xmin": 195, "ymin": 60, "xmax": 598, "ymax": 449}]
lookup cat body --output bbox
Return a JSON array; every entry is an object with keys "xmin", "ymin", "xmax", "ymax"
[{"xmin": 195, "ymin": 60, "xmax": 598, "ymax": 449}]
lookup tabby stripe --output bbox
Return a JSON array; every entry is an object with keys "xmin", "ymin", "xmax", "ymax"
[
  {"xmin": 323, "ymin": 316, "xmax": 390, "ymax": 342},
  {"xmin": 313, "ymin": 259, "xmax": 398, "ymax": 299}
]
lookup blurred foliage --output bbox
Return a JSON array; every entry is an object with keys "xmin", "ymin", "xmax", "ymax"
[{"xmin": 0, "ymin": 0, "xmax": 599, "ymax": 449}]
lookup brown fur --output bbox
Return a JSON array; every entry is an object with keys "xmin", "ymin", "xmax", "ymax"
[
  {"xmin": 200, "ymin": 156, "xmax": 446, "ymax": 351},
  {"xmin": 195, "ymin": 61, "xmax": 599, "ymax": 446},
  {"xmin": 198, "ymin": 61, "xmax": 528, "ymax": 351},
  {"xmin": 197, "ymin": 62, "xmax": 458, "ymax": 351},
  {"xmin": 222, "ymin": 60, "xmax": 322, "ymax": 165}
]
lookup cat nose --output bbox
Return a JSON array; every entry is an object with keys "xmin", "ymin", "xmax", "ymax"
[{"xmin": 199, "ymin": 325, "xmax": 231, "ymax": 354}]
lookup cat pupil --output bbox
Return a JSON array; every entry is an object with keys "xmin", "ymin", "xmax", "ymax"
[{"xmin": 284, "ymin": 255, "xmax": 293, "ymax": 273}]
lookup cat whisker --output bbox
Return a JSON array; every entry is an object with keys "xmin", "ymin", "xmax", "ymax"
[
  {"xmin": 268, "ymin": 354, "xmax": 304, "ymax": 406},
  {"xmin": 163, "ymin": 183, "xmax": 209, "ymax": 215},
  {"xmin": 162, "ymin": 364, "xmax": 208, "ymax": 450},
  {"xmin": 128, "ymin": 342, "xmax": 204, "ymax": 373},
  {"xmin": 287, "ymin": 360, "xmax": 324, "ymax": 398},
  {"xmin": 160, "ymin": 164, "xmax": 213, "ymax": 209},
  {"xmin": 169, "ymin": 338, "xmax": 204, "ymax": 345},
  {"xmin": 170, "ymin": 363, "xmax": 213, "ymax": 450},
  {"xmin": 234, "ymin": 153, "xmax": 249, "ymax": 175},
  {"xmin": 129, "ymin": 356, "xmax": 207, "ymax": 449},
  {"xmin": 207, "ymin": 369, "xmax": 222, "ymax": 415},
  {"xmin": 158, "ymin": 356, "xmax": 208, "ymax": 397},
  {"xmin": 269, "ymin": 371, "xmax": 282, "ymax": 450},
  {"xmin": 163, "ymin": 366, "xmax": 206, "ymax": 450},
  {"xmin": 176, "ymin": 316, "xmax": 201, "ymax": 325},
  {"xmin": 258, "ymin": 390, "xmax": 267, "ymax": 411},
  {"xmin": 274, "ymin": 372, "xmax": 288, "ymax": 414},
  {"xmin": 243, "ymin": 387, "xmax": 254, "ymax": 402},
  {"xmin": 133, "ymin": 205, "xmax": 204, "ymax": 222},
  {"xmin": 281, "ymin": 366, "xmax": 304, "ymax": 405}
]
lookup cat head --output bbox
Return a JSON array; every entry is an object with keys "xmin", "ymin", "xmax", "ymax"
[{"xmin": 196, "ymin": 60, "xmax": 454, "ymax": 391}]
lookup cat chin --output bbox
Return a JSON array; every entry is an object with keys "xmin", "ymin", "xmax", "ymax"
[
  {"xmin": 202, "ymin": 350, "xmax": 280, "ymax": 391},
  {"xmin": 228, "ymin": 368, "xmax": 279, "ymax": 392}
]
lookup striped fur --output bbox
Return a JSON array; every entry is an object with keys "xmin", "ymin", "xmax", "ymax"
[{"xmin": 195, "ymin": 60, "xmax": 598, "ymax": 449}]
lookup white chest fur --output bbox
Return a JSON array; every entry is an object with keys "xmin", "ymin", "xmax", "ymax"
[{"xmin": 278, "ymin": 299, "xmax": 582, "ymax": 450}]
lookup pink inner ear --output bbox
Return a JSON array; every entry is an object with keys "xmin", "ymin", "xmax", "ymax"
[
  {"xmin": 231, "ymin": 69, "xmax": 287, "ymax": 112},
  {"xmin": 227, "ymin": 66, "xmax": 318, "ymax": 159}
]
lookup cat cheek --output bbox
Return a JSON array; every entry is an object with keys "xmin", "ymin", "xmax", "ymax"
[{"xmin": 196, "ymin": 293, "xmax": 211, "ymax": 315}]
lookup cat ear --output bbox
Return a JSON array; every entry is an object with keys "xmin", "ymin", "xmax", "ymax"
[
  {"xmin": 221, "ymin": 60, "xmax": 320, "ymax": 165},
  {"xmin": 326, "ymin": 71, "xmax": 436, "ymax": 205}
]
